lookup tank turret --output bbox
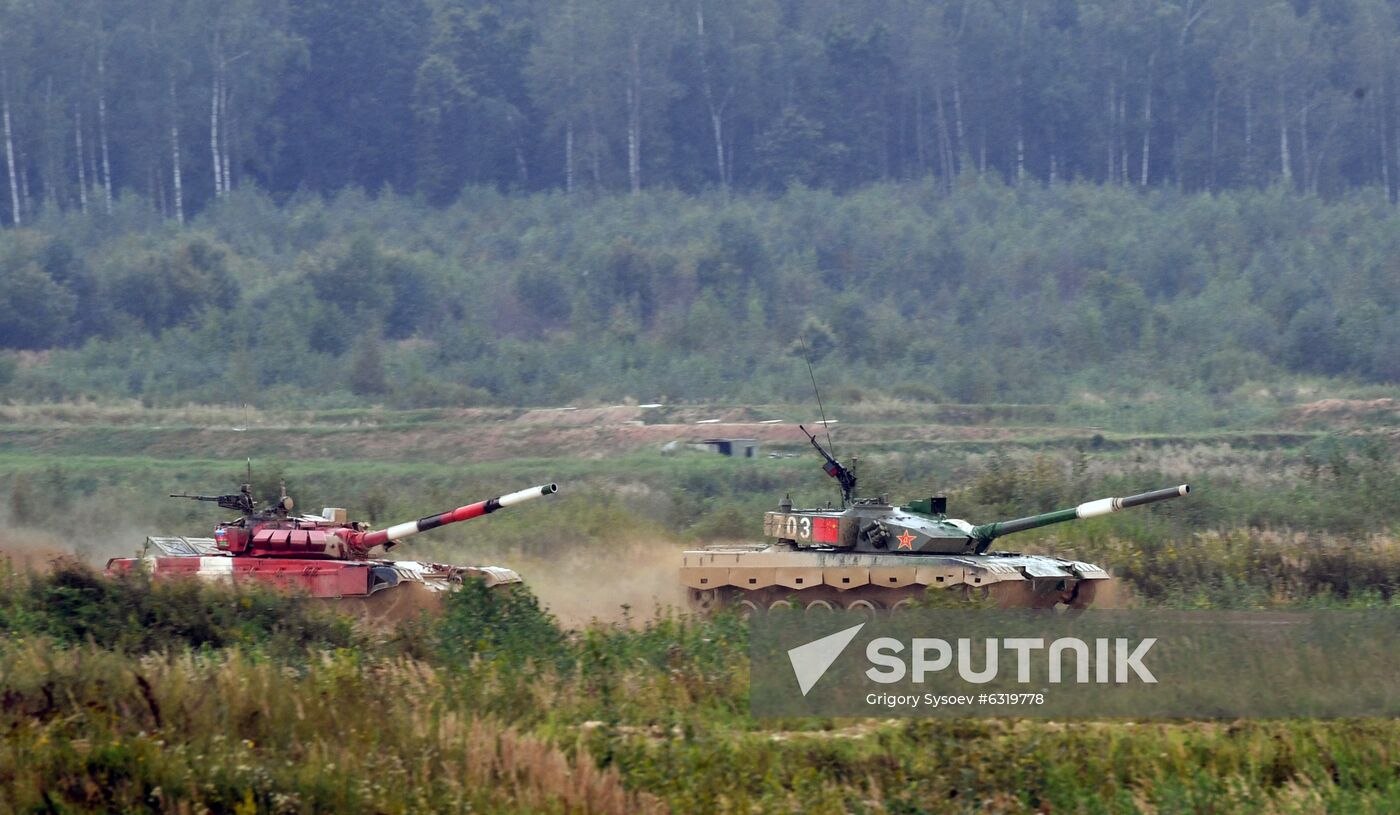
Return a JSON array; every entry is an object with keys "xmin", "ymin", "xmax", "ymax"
[
  {"xmin": 763, "ymin": 484, "xmax": 1190, "ymax": 556},
  {"xmin": 187, "ymin": 482, "xmax": 559, "ymax": 559}
]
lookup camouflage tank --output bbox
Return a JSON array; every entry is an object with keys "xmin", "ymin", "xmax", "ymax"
[
  {"xmin": 682, "ymin": 427, "xmax": 1188, "ymax": 613},
  {"xmin": 107, "ymin": 477, "xmax": 557, "ymax": 622}
]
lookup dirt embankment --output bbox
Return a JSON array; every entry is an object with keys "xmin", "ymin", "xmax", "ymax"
[
  {"xmin": 1288, "ymin": 398, "xmax": 1400, "ymax": 429},
  {"xmin": 0, "ymin": 415, "xmax": 1063, "ymax": 463}
]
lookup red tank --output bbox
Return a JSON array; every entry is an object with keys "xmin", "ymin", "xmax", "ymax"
[{"xmin": 106, "ymin": 481, "xmax": 557, "ymax": 619}]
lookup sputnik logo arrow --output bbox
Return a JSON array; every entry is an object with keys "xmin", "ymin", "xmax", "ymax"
[{"xmin": 787, "ymin": 623, "xmax": 865, "ymax": 696}]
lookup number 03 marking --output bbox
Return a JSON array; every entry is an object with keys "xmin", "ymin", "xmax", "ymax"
[{"xmin": 783, "ymin": 516, "xmax": 812, "ymax": 539}]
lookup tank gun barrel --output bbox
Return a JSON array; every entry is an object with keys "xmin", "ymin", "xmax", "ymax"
[
  {"xmin": 970, "ymin": 484, "xmax": 1189, "ymax": 550},
  {"xmin": 358, "ymin": 482, "xmax": 558, "ymax": 551}
]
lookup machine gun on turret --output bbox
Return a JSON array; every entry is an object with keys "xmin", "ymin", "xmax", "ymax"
[
  {"xmin": 170, "ymin": 485, "xmax": 257, "ymax": 515},
  {"xmin": 799, "ymin": 424, "xmax": 857, "ymax": 505},
  {"xmin": 170, "ymin": 479, "xmax": 297, "ymax": 518}
]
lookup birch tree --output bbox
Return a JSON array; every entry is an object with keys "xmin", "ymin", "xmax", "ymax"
[
  {"xmin": 891, "ymin": 3, "xmax": 959, "ymax": 185},
  {"xmin": 0, "ymin": 1, "xmax": 36, "ymax": 225},
  {"xmin": 95, "ymin": 10, "xmax": 114, "ymax": 213},
  {"xmin": 0, "ymin": 0, "xmax": 1398, "ymax": 208},
  {"xmin": 528, "ymin": 0, "xmax": 592, "ymax": 191},
  {"xmin": 687, "ymin": 0, "xmax": 774, "ymax": 190},
  {"xmin": 1342, "ymin": 0, "xmax": 1400, "ymax": 198},
  {"xmin": 599, "ymin": 0, "xmax": 677, "ymax": 194},
  {"xmin": 1226, "ymin": 1, "xmax": 1312, "ymax": 187},
  {"xmin": 413, "ymin": 0, "xmax": 534, "ymax": 200},
  {"xmin": 200, "ymin": 0, "xmax": 298, "ymax": 200},
  {"xmin": 1, "ymin": 72, "xmax": 20, "ymax": 226},
  {"xmin": 531, "ymin": 0, "xmax": 665, "ymax": 193}
]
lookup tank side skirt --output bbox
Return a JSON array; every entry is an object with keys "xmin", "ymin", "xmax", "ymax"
[
  {"xmin": 680, "ymin": 563, "xmax": 1100, "ymax": 591},
  {"xmin": 110, "ymin": 556, "xmax": 380, "ymax": 598}
]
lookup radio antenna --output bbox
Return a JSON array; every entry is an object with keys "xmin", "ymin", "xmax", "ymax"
[
  {"xmin": 797, "ymin": 336, "xmax": 856, "ymax": 506},
  {"xmin": 799, "ymin": 335, "xmax": 836, "ymax": 457}
]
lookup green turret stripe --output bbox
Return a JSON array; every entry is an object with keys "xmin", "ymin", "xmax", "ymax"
[{"xmin": 971, "ymin": 507, "xmax": 1078, "ymax": 542}]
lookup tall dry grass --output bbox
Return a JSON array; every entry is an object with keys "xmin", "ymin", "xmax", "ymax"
[
  {"xmin": 0, "ymin": 642, "xmax": 665, "ymax": 814},
  {"xmin": 1054, "ymin": 529, "xmax": 1400, "ymax": 606}
]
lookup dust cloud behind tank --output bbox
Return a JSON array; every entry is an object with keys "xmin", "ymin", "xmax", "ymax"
[
  {"xmin": 107, "ymin": 475, "xmax": 558, "ymax": 622},
  {"xmin": 681, "ymin": 425, "xmax": 1190, "ymax": 613}
]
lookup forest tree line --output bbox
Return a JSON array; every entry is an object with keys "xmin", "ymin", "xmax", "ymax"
[
  {"xmin": 4, "ymin": 0, "xmax": 1400, "ymax": 223},
  {"xmin": 2, "ymin": 180, "xmax": 1398, "ymax": 408}
]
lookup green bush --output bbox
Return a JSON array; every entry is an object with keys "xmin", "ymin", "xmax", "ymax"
[
  {"xmin": 431, "ymin": 579, "xmax": 568, "ymax": 669},
  {"xmin": 0, "ymin": 560, "xmax": 357, "ymax": 655}
]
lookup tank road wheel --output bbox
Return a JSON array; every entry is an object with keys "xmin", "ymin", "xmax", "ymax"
[
  {"xmin": 1023, "ymin": 581, "xmax": 1071, "ymax": 610},
  {"xmin": 733, "ymin": 599, "xmax": 762, "ymax": 619},
  {"xmin": 979, "ymin": 583, "xmax": 1033, "ymax": 608},
  {"xmin": 844, "ymin": 598, "xmax": 881, "ymax": 619},
  {"xmin": 804, "ymin": 599, "xmax": 836, "ymax": 613},
  {"xmin": 688, "ymin": 588, "xmax": 721, "ymax": 614},
  {"xmin": 343, "ymin": 582, "xmax": 444, "ymax": 626},
  {"xmin": 889, "ymin": 597, "xmax": 919, "ymax": 613},
  {"xmin": 1068, "ymin": 580, "xmax": 1100, "ymax": 610}
]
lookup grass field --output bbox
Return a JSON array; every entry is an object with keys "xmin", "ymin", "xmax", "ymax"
[{"xmin": 1, "ymin": 399, "xmax": 1399, "ymax": 812}]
